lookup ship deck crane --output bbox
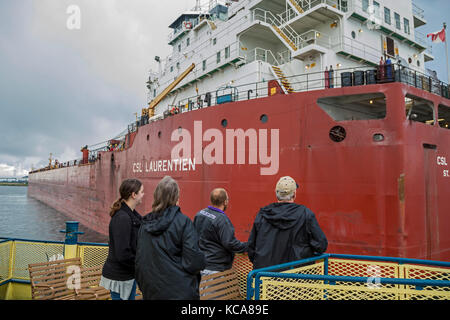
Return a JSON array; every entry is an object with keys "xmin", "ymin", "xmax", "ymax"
[{"xmin": 144, "ymin": 63, "xmax": 196, "ymax": 118}]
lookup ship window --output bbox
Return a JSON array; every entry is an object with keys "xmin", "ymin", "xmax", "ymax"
[
  {"xmin": 362, "ymin": 0, "xmax": 369, "ymax": 12},
  {"xmin": 384, "ymin": 7, "xmax": 391, "ymax": 25},
  {"xmin": 404, "ymin": 18, "xmax": 410, "ymax": 34},
  {"xmin": 178, "ymin": 44, "xmax": 181, "ymax": 52},
  {"xmin": 217, "ymin": 51, "xmax": 221, "ymax": 64},
  {"xmin": 225, "ymin": 46, "xmax": 230, "ymax": 59},
  {"xmin": 394, "ymin": 12, "xmax": 401, "ymax": 30},
  {"xmin": 186, "ymin": 38, "xmax": 190, "ymax": 47},
  {"xmin": 373, "ymin": 1, "xmax": 380, "ymax": 17},
  {"xmin": 438, "ymin": 104, "xmax": 450, "ymax": 129},
  {"xmin": 405, "ymin": 94, "xmax": 434, "ymax": 125},
  {"xmin": 317, "ymin": 93, "xmax": 387, "ymax": 121}
]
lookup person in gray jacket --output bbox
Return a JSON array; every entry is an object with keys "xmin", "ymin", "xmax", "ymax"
[{"xmin": 193, "ymin": 188, "xmax": 248, "ymax": 276}]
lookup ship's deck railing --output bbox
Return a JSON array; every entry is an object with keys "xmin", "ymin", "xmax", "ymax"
[
  {"xmin": 0, "ymin": 236, "xmax": 253, "ymax": 300},
  {"xmin": 297, "ymin": 30, "xmax": 332, "ymax": 50},
  {"xmin": 246, "ymin": 254, "xmax": 450, "ymax": 300},
  {"xmin": 252, "ymin": 8, "xmax": 301, "ymax": 47},
  {"xmin": 279, "ymin": 0, "xmax": 345, "ymax": 24},
  {"xmin": 412, "ymin": 1, "xmax": 425, "ymax": 20},
  {"xmin": 245, "ymin": 47, "xmax": 281, "ymax": 66},
  {"xmin": 161, "ymin": 63, "xmax": 448, "ymax": 117}
]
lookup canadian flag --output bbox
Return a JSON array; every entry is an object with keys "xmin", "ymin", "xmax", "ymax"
[{"xmin": 427, "ymin": 27, "xmax": 446, "ymax": 43}]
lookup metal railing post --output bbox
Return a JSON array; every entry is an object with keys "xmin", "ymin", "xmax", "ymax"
[{"xmin": 60, "ymin": 221, "xmax": 84, "ymax": 259}]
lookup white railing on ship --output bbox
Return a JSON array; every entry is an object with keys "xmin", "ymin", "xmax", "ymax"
[
  {"xmin": 331, "ymin": 35, "xmax": 380, "ymax": 64},
  {"xmin": 277, "ymin": 50, "xmax": 292, "ymax": 65},
  {"xmin": 251, "ymin": 8, "xmax": 301, "ymax": 49},
  {"xmin": 295, "ymin": 0, "xmax": 344, "ymax": 13},
  {"xmin": 412, "ymin": 1, "xmax": 425, "ymax": 19},
  {"xmin": 297, "ymin": 30, "xmax": 331, "ymax": 50},
  {"xmin": 279, "ymin": 0, "xmax": 346, "ymax": 23},
  {"xmin": 245, "ymin": 47, "xmax": 280, "ymax": 66}
]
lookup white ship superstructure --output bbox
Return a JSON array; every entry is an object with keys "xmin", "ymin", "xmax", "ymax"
[{"xmin": 146, "ymin": 0, "xmax": 432, "ymax": 117}]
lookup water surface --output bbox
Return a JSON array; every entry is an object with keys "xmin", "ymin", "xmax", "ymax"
[{"xmin": 0, "ymin": 186, "xmax": 108, "ymax": 243}]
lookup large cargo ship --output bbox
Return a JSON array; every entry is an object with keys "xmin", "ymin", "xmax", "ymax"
[{"xmin": 28, "ymin": 0, "xmax": 450, "ymax": 261}]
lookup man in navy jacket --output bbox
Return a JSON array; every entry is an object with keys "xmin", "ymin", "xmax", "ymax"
[{"xmin": 194, "ymin": 188, "xmax": 248, "ymax": 274}]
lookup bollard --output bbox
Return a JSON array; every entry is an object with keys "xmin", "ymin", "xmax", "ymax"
[{"xmin": 60, "ymin": 221, "xmax": 84, "ymax": 259}]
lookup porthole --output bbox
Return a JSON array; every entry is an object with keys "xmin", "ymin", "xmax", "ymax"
[
  {"xmin": 329, "ymin": 126, "xmax": 346, "ymax": 142},
  {"xmin": 373, "ymin": 133, "xmax": 385, "ymax": 142},
  {"xmin": 221, "ymin": 119, "xmax": 228, "ymax": 127},
  {"xmin": 147, "ymin": 134, "xmax": 150, "ymax": 141},
  {"xmin": 260, "ymin": 114, "xmax": 268, "ymax": 123},
  {"xmin": 158, "ymin": 131, "xmax": 162, "ymax": 138},
  {"xmin": 351, "ymin": 31, "xmax": 356, "ymax": 39}
]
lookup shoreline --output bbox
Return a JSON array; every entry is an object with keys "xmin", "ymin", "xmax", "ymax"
[{"xmin": 0, "ymin": 183, "xmax": 28, "ymax": 187}]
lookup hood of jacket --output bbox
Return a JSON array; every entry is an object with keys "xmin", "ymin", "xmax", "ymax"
[
  {"xmin": 142, "ymin": 205, "xmax": 179, "ymax": 235},
  {"xmin": 259, "ymin": 202, "xmax": 304, "ymax": 230}
]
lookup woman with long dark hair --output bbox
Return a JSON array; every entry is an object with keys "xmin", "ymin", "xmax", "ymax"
[
  {"xmin": 135, "ymin": 176, "xmax": 205, "ymax": 299},
  {"xmin": 100, "ymin": 178, "xmax": 143, "ymax": 300}
]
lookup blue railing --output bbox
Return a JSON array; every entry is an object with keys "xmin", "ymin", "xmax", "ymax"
[{"xmin": 246, "ymin": 253, "xmax": 450, "ymax": 300}]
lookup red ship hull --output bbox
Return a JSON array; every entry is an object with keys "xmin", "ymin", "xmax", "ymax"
[{"xmin": 28, "ymin": 83, "xmax": 450, "ymax": 261}]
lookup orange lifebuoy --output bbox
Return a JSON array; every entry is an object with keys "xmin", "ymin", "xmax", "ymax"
[{"xmin": 184, "ymin": 21, "xmax": 192, "ymax": 29}]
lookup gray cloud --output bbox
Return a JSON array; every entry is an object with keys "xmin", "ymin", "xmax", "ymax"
[{"xmin": 0, "ymin": 0, "xmax": 183, "ymax": 175}]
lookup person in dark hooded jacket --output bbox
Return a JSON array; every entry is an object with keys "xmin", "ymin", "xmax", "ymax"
[
  {"xmin": 194, "ymin": 188, "xmax": 248, "ymax": 274},
  {"xmin": 135, "ymin": 176, "xmax": 205, "ymax": 300},
  {"xmin": 248, "ymin": 176, "xmax": 327, "ymax": 269}
]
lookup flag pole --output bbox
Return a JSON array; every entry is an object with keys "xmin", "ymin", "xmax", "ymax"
[{"xmin": 445, "ymin": 22, "xmax": 449, "ymax": 83}]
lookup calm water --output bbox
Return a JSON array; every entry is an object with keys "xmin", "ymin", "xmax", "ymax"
[{"xmin": 0, "ymin": 186, "xmax": 108, "ymax": 243}]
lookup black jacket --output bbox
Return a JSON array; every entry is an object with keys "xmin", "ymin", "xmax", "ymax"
[
  {"xmin": 248, "ymin": 202, "xmax": 328, "ymax": 269},
  {"xmin": 102, "ymin": 202, "xmax": 142, "ymax": 281},
  {"xmin": 193, "ymin": 207, "xmax": 248, "ymax": 272},
  {"xmin": 135, "ymin": 206, "xmax": 206, "ymax": 300}
]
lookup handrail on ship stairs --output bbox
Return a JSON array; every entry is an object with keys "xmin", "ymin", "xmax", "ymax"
[{"xmin": 251, "ymin": 0, "xmax": 344, "ymax": 57}]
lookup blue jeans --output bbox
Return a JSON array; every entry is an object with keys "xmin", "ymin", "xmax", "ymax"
[{"xmin": 110, "ymin": 280, "xmax": 136, "ymax": 300}]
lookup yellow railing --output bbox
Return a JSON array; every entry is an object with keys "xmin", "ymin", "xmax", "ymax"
[
  {"xmin": 0, "ymin": 238, "xmax": 109, "ymax": 300},
  {"xmin": 0, "ymin": 238, "xmax": 253, "ymax": 300}
]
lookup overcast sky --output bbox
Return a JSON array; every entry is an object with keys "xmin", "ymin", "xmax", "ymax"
[{"xmin": 0, "ymin": 0, "xmax": 448, "ymax": 177}]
